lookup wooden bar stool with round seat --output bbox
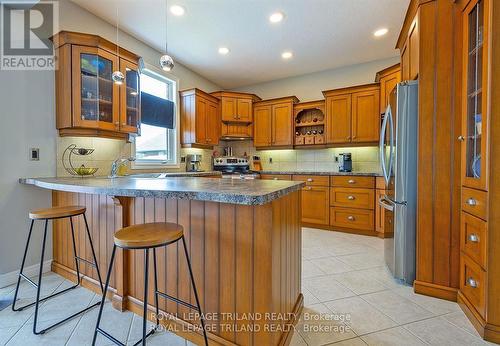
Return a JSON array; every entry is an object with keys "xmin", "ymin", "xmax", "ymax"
[
  {"xmin": 92, "ymin": 222, "xmax": 209, "ymax": 346},
  {"xmin": 12, "ymin": 205, "xmax": 104, "ymax": 335}
]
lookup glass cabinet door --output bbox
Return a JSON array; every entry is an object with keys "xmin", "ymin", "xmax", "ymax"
[
  {"xmin": 119, "ymin": 59, "xmax": 140, "ymax": 133},
  {"xmin": 462, "ymin": 0, "xmax": 488, "ymax": 190},
  {"xmin": 72, "ymin": 46, "xmax": 119, "ymax": 131}
]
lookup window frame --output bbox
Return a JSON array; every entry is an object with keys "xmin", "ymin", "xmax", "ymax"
[{"xmin": 131, "ymin": 64, "xmax": 180, "ymax": 169}]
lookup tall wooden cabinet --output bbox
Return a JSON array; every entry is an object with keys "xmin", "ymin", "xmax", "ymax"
[
  {"xmin": 457, "ymin": 0, "xmax": 500, "ymax": 342},
  {"xmin": 323, "ymin": 84, "xmax": 380, "ymax": 144},
  {"xmin": 253, "ymin": 97, "xmax": 299, "ymax": 148},
  {"xmin": 53, "ymin": 31, "xmax": 141, "ymax": 138},
  {"xmin": 179, "ymin": 88, "xmax": 220, "ymax": 148},
  {"xmin": 375, "ymin": 63, "xmax": 401, "ymax": 115}
]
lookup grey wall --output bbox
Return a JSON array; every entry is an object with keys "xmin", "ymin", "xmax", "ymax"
[{"xmin": 233, "ymin": 57, "xmax": 400, "ymax": 102}]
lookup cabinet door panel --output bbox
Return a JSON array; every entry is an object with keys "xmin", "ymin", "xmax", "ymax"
[
  {"xmin": 326, "ymin": 94, "xmax": 351, "ymax": 144},
  {"xmin": 302, "ymin": 187, "xmax": 329, "ymax": 225},
  {"xmin": 254, "ymin": 105, "xmax": 272, "ymax": 147},
  {"xmin": 195, "ymin": 97, "xmax": 208, "ymax": 144},
  {"xmin": 401, "ymin": 43, "xmax": 410, "ymax": 81},
  {"xmin": 380, "ymin": 72, "xmax": 400, "ymax": 114},
  {"xmin": 352, "ymin": 89, "xmax": 380, "ymax": 143},
  {"xmin": 272, "ymin": 102, "xmax": 293, "ymax": 146},
  {"xmin": 72, "ymin": 45, "xmax": 119, "ymax": 131},
  {"xmin": 119, "ymin": 59, "xmax": 140, "ymax": 133},
  {"xmin": 409, "ymin": 18, "xmax": 419, "ymax": 80},
  {"xmin": 221, "ymin": 97, "xmax": 237, "ymax": 121},
  {"xmin": 237, "ymin": 98, "xmax": 252, "ymax": 122},
  {"xmin": 205, "ymin": 100, "xmax": 219, "ymax": 145}
]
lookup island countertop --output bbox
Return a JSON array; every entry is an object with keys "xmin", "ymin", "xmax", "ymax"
[{"xmin": 20, "ymin": 176, "xmax": 305, "ymax": 205}]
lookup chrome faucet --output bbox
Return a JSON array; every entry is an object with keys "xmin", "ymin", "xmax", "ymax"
[{"xmin": 109, "ymin": 157, "xmax": 135, "ymax": 178}]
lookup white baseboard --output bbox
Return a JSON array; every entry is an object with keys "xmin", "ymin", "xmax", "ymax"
[{"xmin": 0, "ymin": 260, "xmax": 53, "ymax": 289}]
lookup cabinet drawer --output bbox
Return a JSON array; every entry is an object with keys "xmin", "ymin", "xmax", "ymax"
[
  {"xmin": 330, "ymin": 187, "xmax": 375, "ymax": 209},
  {"xmin": 462, "ymin": 187, "xmax": 487, "ymax": 220},
  {"xmin": 293, "ymin": 175, "xmax": 329, "ymax": 187},
  {"xmin": 461, "ymin": 212, "xmax": 487, "ymax": 269},
  {"xmin": 260, "ymin": 174, "xmax": 292, "ymax": 181},
  {"xmin": 460, "ymin": 255, "xmax": 486, "ymax": 319},
  {"xmin": 331, "ymin": 176, "xmax": 375, "ymax": 188},
  {"xmin": 330, "ymin": 207, "xmax": 374, "ymax": 231}
]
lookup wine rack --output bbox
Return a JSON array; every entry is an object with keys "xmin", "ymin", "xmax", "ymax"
[{"xmin": 293, "ymin": 101, "xmax": 326, "ymax": 146}]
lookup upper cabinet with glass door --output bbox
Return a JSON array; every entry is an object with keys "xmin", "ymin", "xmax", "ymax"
[
  {"xmin": 461, "ymin": 0, "xmax": 489, "ymax": 190},
  {"xmin": 53, "ymin": 31, "xmax": 141, "ymax": 138}
]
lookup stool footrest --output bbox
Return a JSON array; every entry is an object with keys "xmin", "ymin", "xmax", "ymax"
[
  {"xmin": 156, "ymin": 291, "xmax": 198, "ymax": 311},
  {"xmin": 19, "ymin": 273, "xmax": 38, "ymax": 288},
  {"xmin": 35, "ymin": 301, "xmax": 101, "ymax": 335},
  {"xmin": 12, "ymin": 282, "xmax": 79, "ymax": 311},
  {"xmin": 75, "ymin": 256, "xmax": 97, "ymax": 268}
]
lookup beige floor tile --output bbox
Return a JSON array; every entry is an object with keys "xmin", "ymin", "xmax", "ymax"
[
  {"xmin": 403, "ymin": 316, "xmax": 490, "ymax": 345},
  {"xmin": 332, "ymin": 271, "xmax": 389, "ymax": 295},
  {"xmin": 360, "ymin": 291, "xmax": 433, "ymax": 325},
  {"xmin": 324, "ymin": 297, "xmax": 397, "ymax": 336},
  {"xmin": 392, "ymin": 286, "xmax": 461, "ymax": 315},
  {"xmin": 353, "ymin": 267, "xmax": 403, "ymax": 290},
  {"xmin": 297, "ymin": 304, "xmax": 356, "ymax": 345},
  {"xmin": 336, "ymin": 253, "xmax": 385, "ymax": 270},
  {"xmin": 309, "ymin": 257, "xmax": 355, "ymax": 275},
  {"xmin": 303, "ymin": 260, "xmax": 327, "ymax": 278},
  {"xmin": 5, "ymin": 316, "xmax": 81, "ymax": 346},
  {"xmin": 127, "ymin": 314, "xmax": 187, "ymax": 346},
  {"xmin": 302, "ymin": 287, "xmax": 321, "ymax": 307},
  {"xmin": 302, "ymin": 246, "xmax": 335, "ymax": 260},
  {"xmin": 290, "ymin": 331, "xmax": 308, "ymax": 346},
  {"xmin": 304, "ymin": 276, "xmax": 356, "ymax": 302},
  {"xmin": 442, "ymin": 311, "xmax": 480, "ymax": 337},
  {"xmin": 0, "ymin": 300, "xmax": 36, "ymax": 329},
  {"xmin": 327, "ymin": 337, "xmax": 368, "ymax": 345},
  {"xmin": 0, "ymin": 326, "xmax": 20, "ymax": 345},
  {"xmin": 361, "ymin": 326, "xmax": 427, "ymax": 346}
]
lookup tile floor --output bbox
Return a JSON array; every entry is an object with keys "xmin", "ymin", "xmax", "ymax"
[{"xmin": 0, "ymin": 227, "xmax": 494, "ymax": 346}]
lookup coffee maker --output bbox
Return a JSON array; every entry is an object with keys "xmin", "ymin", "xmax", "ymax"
[
  {"xmin": 186, "ymin": 154, "xmax": 203, "ymax": 172},
  {"xmin": 338, "ymin": 153, "xmax": 352, "ymax": 172}
]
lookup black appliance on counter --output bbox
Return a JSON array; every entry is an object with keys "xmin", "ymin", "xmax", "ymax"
[{"xmin": 338, "ymin": 153, "xmax": 352, "ymax": 172}]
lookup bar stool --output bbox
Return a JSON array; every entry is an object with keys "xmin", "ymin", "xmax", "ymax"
[
  {"xmin": 12, "ymin": 205, "xmax": 104, "ymax": 334},
  {"xmin": 92, "ymin": 222, "xmax": 208, "ymax": 346}
]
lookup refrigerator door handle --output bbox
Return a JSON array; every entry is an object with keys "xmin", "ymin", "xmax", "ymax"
[
  {"xmin": 380, "ymin": 104, "xmax": 394, "ymax": 185},
  {"xmin": 378, "ymin": 195, "xmax": 394, "ymax": 211},
  {"xmin": 387, "ymin": 196, "xmax": 408, "ymax": 206}
]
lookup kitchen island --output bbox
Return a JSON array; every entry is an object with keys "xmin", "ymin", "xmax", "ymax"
[{"xmin": 20, "ymin": 176, "xmax": 304, "ymax": 346}]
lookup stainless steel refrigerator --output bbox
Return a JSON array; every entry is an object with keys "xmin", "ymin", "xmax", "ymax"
[{"xmin": 378, "ymin": 80, "xmax": 418, "ymax": 285}]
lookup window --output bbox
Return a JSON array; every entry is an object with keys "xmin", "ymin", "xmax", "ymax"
[{"xmin": 133, "ymin": 69, "xmax": 178, "ymax": 167}]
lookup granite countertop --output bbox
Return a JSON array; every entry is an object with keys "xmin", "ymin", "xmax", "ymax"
[
  {"xmin": 258, "ymin": 170, "xmax": 383, "ymax": 177},
  {"xmin": 20, "ymin": 176, "xmax": 304, "ymax": 206}
]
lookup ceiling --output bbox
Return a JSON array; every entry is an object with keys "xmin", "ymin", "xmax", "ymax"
[{"xmin": 70, "ymin": 0, "xmax": 409, "ymax": 89}]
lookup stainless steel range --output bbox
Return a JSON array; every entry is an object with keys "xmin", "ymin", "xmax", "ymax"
[{"xmin": 213, "ymin": 157, "xmax": 260, "ymax": 180}]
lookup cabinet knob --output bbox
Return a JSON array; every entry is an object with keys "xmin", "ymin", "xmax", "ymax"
[
  {"xmin": 122, "ymin": 123, "xmax": 126, "ymax": 126},
  {"xmin": 466, "ymin": 198, "xmax": 477, "ymax": 206},
  {"xmin": 468, "ymin": 234, "xmax": 479, "ymax": 242},
  {"xmin": 348, "ymin": 179, "xmax": 355, "ymax": 184},
  {"xmin": 347, "ymin": 216, "xmax": 355, "ymax": 221},
  {"xmin": 306, "ymin": 186, "xmax": 312, "ymax": 190},
  {"xmin": 115, "ymin": 121, "xmax": 119, "ymax": 126},
  {"xmin": 273, "ymin": 177, "xmax": 279, "ymax": 180},
  {"xmin": 352, "ymin": 135, "xmax": 357, "ymax": 139},
  {"xmin": 467, "ymin": 277, "xmax": 478, "ymax": 288},
  {"xmin": 346, "ymin": 136, "xmax": 351, "ymax": 141},
  {"xmin": 347, "ymin": 195, "xmax": 355, "ymax": 200},
  {"xmin": 307, "ymin": 178, "xmax": 313, "ymax": 182},
  {"xmin": 458, "ymin": 135, "xmax": 465, "ymax": 142}
]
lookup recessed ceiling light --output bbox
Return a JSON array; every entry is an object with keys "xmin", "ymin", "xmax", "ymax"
[
  {"xmin": 374, "ymin": 28, "xmax": 389, "ymax": 37},
  {"xmin": 218, "ymin": 47, "xmax": 230, "ymax": 55},
  {"xmin": 170, "ymin": 5, "xmax": 185, "ymax": 16},
  {"xmin": 269, "ymin": 12, "xmax": 284, "ymax": 23},
  {"xmin": 281, "ymin": 51, "xmax": 293, "ymax": 59}
]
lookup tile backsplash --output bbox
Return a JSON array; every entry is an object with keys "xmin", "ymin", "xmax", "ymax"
[{"xmin": 56, "ymin": 137, "xmax": 380, "ymax": 177}]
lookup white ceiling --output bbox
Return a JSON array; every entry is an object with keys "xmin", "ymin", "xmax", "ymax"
[{"xmin": 70, "ymin": 0, "xmax": 409, "ymax": 89}]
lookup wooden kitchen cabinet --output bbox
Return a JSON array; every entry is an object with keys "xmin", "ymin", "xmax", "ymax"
[
  {"xmin": 302, "ymin": 186, "xmax": 329, "ymax": 225},
  {"xmin": 180, "ymin": 88, "xmax": 220, "ymax": 148},
  {"xmin": 376, "ymin": 63, "xmax": 401, "ymax": 115},
  {"xmin": 323, "ymin": 84, "xmax": 380, "ymax": 145},
  {"xmin": 53, "ymin": 31, "xmax": 141, "ymax": 139},
  {"xmin": 253, "ymin": 97, "xmax": 299, "ymax": 148},
  {"xmin": 399, "ymin": 12, "xmax": 419, "ymax": 81}
]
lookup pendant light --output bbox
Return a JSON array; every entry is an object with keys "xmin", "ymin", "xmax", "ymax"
[
  {"xmin": 112, "ymin": 3, "xmax": 125, "ymax": 84},
  {"xmin": 159, "ymin": 0, "xmax": 174, "ymax": 71}
]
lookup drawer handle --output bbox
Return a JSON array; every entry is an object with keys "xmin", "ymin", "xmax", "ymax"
[
  {"xmin": 466, "ymin": 198, "xmax": 477, "ymax": 206},
  {"xmin": 347, "ymin": 216, "xmax": 355, "ymax": 221},
  {"xmin": 306, "ymin": 186, "xmax": 312, "ymax": 190},
  {"xmin": 467, "ymin": 277, "xmax": 478, "ymax": 288},
  {"xmin": 468, "ymin": 234, "xmax": 479, "ymax": 242},
  {"xmin": 347, "ymin": 195, "xmax": 355, "ymax": 200},
  {"xmin": 348, "ymin": 179, "xmax": 355, "ymax": 184},
  {"xmin": 273, "ymin": 177, "xmax": 279, "ymax": 180},
  {"xmin": 307, "ymin": 178, "xmax": 313, "ymax": 182},
  {"xmin": 458, "ymin": 135, "xmax": 465, "ymax": 141}
]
